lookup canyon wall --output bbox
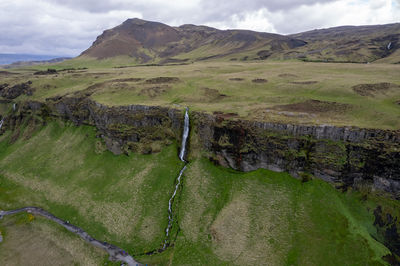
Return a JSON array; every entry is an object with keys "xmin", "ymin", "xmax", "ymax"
[{"xmin": 3, "ymin": 97, "xmax": 400, "ymax": 197}]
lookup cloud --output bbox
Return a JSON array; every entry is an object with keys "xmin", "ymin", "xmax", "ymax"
[{"xmin": 0, "ymin": 0, "xmax": 398, "ymax": 56}]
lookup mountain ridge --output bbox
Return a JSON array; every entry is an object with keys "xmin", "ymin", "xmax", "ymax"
[{"xmin": 80, "ymin": 18, "xmax": 400, "ymax": 64}]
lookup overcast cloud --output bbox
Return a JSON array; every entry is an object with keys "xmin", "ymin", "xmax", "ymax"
[{"xmin": 0, "ymin": 0, "xmax": 399, "ymax": 56}]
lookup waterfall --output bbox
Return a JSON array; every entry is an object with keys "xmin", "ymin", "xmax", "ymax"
[
  {"xmin": 13, "ymin": 103, "xmax": 16, "ymax": 111},
  {"xmin": 163, "ymin": 107, "xmax": 190, "ymax": 249},
  {"xmin": 387, "ymin": 42, "xmax": 392, "ymax": 50},
  {"xmin": 179, "ymin": 108, "xmax": 190, "ymax": 162},
  {"xmin": 0, "ymin": 119, "xmax": 3, "ymax": 130}
]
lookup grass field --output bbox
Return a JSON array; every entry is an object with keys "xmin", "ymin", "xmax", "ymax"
[
  {"xmin": 0, "ymin": 213, "xmax": 109, "ymax": 266},
  {"xmin": 0, "ymin": 121, "xmax": 396, "ymax": 265},
  {"xmin": 2, "ymin": 60, "xmax": 400, "ymax": 130}
]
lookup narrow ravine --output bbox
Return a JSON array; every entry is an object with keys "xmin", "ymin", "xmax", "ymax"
[
  {"xmin": 163, "ymin": 107, "xmax": 190, "ymax": 249},
  {"xmin": 0, "ymin": 207, "xmax": 140, "ymax": 266}
]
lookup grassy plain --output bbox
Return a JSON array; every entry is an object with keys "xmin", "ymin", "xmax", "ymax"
[
  {"xmin": 0, "ymin": 213, "xmax": 108, "ymax": 266},
  {"xmin": 0, "ymin": 121, "xmax": 395, "ymax": 265},
  {"xmin": 2, "ymin": 60, "xmax": 400, "ymax": 129}
]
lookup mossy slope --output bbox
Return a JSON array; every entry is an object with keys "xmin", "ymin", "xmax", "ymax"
[{"xmin": 0, "ymin": 121, "xmax": 395, "ymax": 265}]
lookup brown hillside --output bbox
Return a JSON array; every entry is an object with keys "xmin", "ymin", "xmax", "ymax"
[
  {"xmin": 80, "ymin": 19, "xmax": 400, "ymax": 64},
  {"xmin": 80, "ymin": 18, "xmax": 306, "ymax": 63}
]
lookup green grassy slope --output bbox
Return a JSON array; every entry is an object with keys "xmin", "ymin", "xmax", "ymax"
[
  {"xmin": 0, "ymin": 121, "xmax": 394, "ymax": 265},
  {"xmin": 0, "ymin": 213, "xmax": 109, "ymax": 265}
]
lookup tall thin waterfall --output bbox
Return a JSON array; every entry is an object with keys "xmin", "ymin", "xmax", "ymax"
[
  {"xmin": 179, "ymin": 108, "xmax": 190, "ymax": 161},
  {"xmin": 0, "ymin": 119, "xmax": 3, "ymax": 130},
  {"xmin": 163, "ymin": 107, "xmax": 190, "ymax": 249}
]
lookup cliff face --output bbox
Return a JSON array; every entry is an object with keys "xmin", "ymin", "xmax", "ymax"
[
  {"xmin": 17, "ymin": 97, "xmax": 183, "ymax": 155},
  {"xmin": 194, "ymin": 112, "xmax": 400, "ymax": 198},
  {"xmin": 4, "ymin": 98, "xmax": 400, "ymax": 197}
]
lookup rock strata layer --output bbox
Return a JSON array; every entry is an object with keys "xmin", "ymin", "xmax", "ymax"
[{"xmin": 4, "ymin": 97, "xmax": 400, "ymax": 198}]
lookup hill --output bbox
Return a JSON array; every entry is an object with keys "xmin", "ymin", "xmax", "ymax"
[
  {"xmin": 80, "ymin": 18, "xmax": 307, "ymax": 63},
  {"xmin": 290, "ymin": 23, "xmax": 400, "ymax": 63},
  {"xmin": 79, "ymin": 19, "xmax": 400, "ymax": 64}
]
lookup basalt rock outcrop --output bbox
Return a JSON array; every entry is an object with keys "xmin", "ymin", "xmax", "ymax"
[
  {"xmin": 193, "ymin": 112, "xmax": 400, "ymax": 198},
  {"xmin": 10, "ymin": 97, "xmax": 183, "ymax": 155},
  {"xmin": 0, "ymin": 81, "xmax": 34, "ymax": 99},
  {"xmin": 4, "ymin": 98, "xmax": 400, "ymax": 197}
]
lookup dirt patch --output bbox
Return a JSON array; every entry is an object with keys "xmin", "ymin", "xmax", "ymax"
[
  {"xmin": 213, "ymin": 111, "xmax": 238, "ymax": 119},
  {"xmin": 252, "ymin": 78, "xmax": 268, "ymax": 83},
  {"xmin": 229, "ymin": 78, "xmax": 244, "ymax": 81},
  {"xmin": 273, "ymin": 99, "xmax": 351, "ymax": 114},
  {"xmin": 112, "ymin": 78, "xmax": 143, "ymax": 82},
  {"xmin": 290, "ymin": 81, "xmax": 318, "ymax": 85},
  {"xmin": 202, "ymin": 87, "xmax": 227, "ymax": 101},
  {"xmin": 352, "ymin": 82, "xmax": 399, "ymax": 97},
  {"xmin": 278, "ymin": 73, "xmax": 298, "ymax": 78},
  {"xmin": 145, "ymin": 77, "xmax": 180, "ymax": 84},
  {"xmin": 139, "ymin": 86, "xmax": 169, "ymax": 98},
  {"xmin": 0, "ymin": 71, "xmax": 18, "ymax": 76}
]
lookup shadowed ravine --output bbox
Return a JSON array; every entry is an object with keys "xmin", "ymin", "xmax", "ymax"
[{"xmin": 0, "ymin": 207, "xmax": 140, "ymax": 266}]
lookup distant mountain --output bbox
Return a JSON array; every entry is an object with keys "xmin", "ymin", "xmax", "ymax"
[
  {"xmin": 80, "ymin": 18, "xmax": 307, "ymax": 63},
  {"xmin": 0, "ymin": 54, "xmax": 70, "ymax": 65},
  {"xmin": 1, "ymin": 57, "xmax": 71, "ymax": 69},
  {"xmin": 289, "ymin": 23, "xmax": 400, "ymax": 63},
  {"xmin": 80, "ymin": 19, "xmax": 400, "ymax": 64}
]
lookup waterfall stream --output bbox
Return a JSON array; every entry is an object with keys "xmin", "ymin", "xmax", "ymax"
[
  {"xmin": 163, "ymin": 107, "xmax": 190, "ymax": 249},
  {"xmin": 0, "ymin": 107, "xmax": 191, "ymax": 259},
  {"xmin": 179, "ymin": 108, "xmax": 190, "ymax": 162}
]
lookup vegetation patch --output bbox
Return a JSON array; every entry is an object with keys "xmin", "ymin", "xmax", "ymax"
[
  {"xmin": 0, "ymin": 71, "xmax": 18, "ymax": 76},
  {"xmin": 229, "ymin": 77, "xmax": 244, "ymax": 81},
  {"xmin": 290, "ymin": 80, "xmax": 318, "ymax": 85},
  {"xmin": 202, "ymin": 87, "xmax": 227, "ymax": 102},
  {"xmin": 34, "ymin": 68, "xmax": 57, "ymax": 75},
  {"xmin": 352, "ymin": 82, "xmax": 400, "ymax": 97},
  {"xmin": 278, "ymin": 73, "xmax": 298, "ymax": 78},
  {"xmin": 252, "ymin": 78, "xmax": 268, "ymax": 83},
  {"xmin": 273, "ymin": 99, "xmax": 352, "ymax": 114},
  {"xmin": 145, "ymin": 77, "xmax": 180, "ymax": 84},
  {"xmin": 139, "ymin": 86, "xmax": 169, "ymax": 98},
  {"xmin": 112, "ymin": 78, "xmax": 143, "ymax": 82}
]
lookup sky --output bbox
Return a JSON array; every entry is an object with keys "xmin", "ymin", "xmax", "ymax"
[{"xmin": 0, "ymin": 0, "xmax": 399, "ymax": 56}]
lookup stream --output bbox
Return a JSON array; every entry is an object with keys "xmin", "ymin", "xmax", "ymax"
[
  {"xmin": 163, "ymin": 107, "xmax": 190, "ymax": 249},
  {"xmin": 0, "ymin": 107, "xmax": 191, "ymax": 262}
]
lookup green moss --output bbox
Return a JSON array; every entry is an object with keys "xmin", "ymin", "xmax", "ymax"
[{"xmin": 0, "ymin": 120, "xmax": 396, "ymax": 265}]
